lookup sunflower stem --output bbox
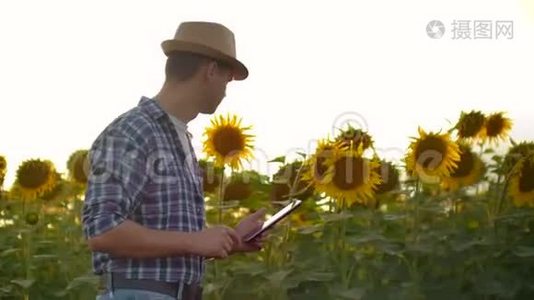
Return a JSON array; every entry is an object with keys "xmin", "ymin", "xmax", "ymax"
[
  {"xmin": 413, "ymin": 179, "xmax": 421, "ymax": 242},
  {"xmin": 497, "ymin": 175, "xmax": 511, "ymax": 218},
  {"xmin": 476, "ymin": 142, "xmax": 484, "ymax": 196},
  {"xmin": 288, "ymin": 157, "xmax": 308, "ymax": 200},
  {"xmin": 217, "ymin": 166, "xmax": 225, "ymax": 224}
]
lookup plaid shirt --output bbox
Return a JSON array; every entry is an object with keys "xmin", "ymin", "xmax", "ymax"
[{"xmin": 82, "ymin": 96, "xmax": 206, "ymax": 283}]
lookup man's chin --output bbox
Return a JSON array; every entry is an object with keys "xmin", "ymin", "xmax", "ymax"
[{"xmin": 199, "ymin": 106, "xmax": 217, "ymax": 115}]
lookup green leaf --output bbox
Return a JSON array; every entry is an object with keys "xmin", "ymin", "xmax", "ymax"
[
  {"xmin": 36, "ymin": 240, "xmax": 55, "ymax": 246},
  {"xmin": 321, "ymin": 211, "xmax": 353, "ymax": 223},
  {"xmin": 495, "ymin": 211, "xmax": 534, "ymax": 221},
  {"xmin": 452, "ymin": 239, "xmax": 489, "ymax": 252},
  {"xmin": 0, "ymin": 285, "xmax": 13, "ymax": 294},
  {"xmin": 230, "ymin": 261, "xmax": 266, "ymax": 277},
  {"xmin": 32, "ymin": 254, "xmax": 59, "ymax": 261},
  {"xmin": 296, "ymin": 152, "xmax": 307, "ymax": 159},
  {"xmin": 1, "ymin": 248, "xmax": 20, "ymax": 257},
  {"xmin": 492, "ymin": 155, "xmax": 503, "ymax": 163},
  {"xmin": 53, "ymin": 290, "xmax": 68, "ymax": 298},
  {"xmin": 265, "ymin": 269, "xmax": 292, "ymax": 286},
  {"xmin": 405, "ymin": 243, "xmax": 433, "ymax": 255},
  {"xmin": 202, "ymin": 282, "xmax": 223, "ymax": 295},
  {"xmin": 305, "ymin": 271, "xmax": 335, "ymax": 282},
  {"xmin": 10, "ymin": 279, "xmax": 35, "ymax": 289},
  {"xmin": 298, "ymin": 224, "xmax": 323, "ymax": 235},
  {"xmin": 513, "ymin": 246, "xmax": 534, "ymax": 258},
  {"xmin": 383, "ymin": 213, "xmax": 407, "ymax": 221},
  {"xmin": 347, "ymin": 234, "xmax": 385, "ymax": 245},
  {"xmin": 331, "ymin": 287, "xmax": 365, "ymax": 299},
  {"xmin": 268, "ymin": 156, "xmax": 286, "ymax": 164}
]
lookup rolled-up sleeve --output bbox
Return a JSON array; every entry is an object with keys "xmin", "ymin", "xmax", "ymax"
[{"xmin": 82, "ymin": 130, "xmax": 148, "ymax": 239}]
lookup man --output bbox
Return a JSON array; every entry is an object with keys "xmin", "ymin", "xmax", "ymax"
[{"xmin": 82, "ymin": 21, "xmax": 266, "ymax": 300}]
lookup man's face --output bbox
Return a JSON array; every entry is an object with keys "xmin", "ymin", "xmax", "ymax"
[{"xmin": 200, "ymin": 61, "xmax": 234, "ymax": 114}]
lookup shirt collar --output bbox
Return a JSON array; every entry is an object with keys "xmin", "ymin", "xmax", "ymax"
[
  {"xmin": 138, "ymin": 96, "xmax": 167, "ymax": 120},
  {"xmin": 137, "ymin": 96, "xmax": 194, "ymax": 139}
]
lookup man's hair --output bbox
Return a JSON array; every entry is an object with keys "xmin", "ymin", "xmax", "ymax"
[
  {"xmin": 165, "ymin": 51, "xmax": 209, "ymax": 81},
  {"xmin": 165, "ymin": 51, "xmax": 233, "ymax": 82}
]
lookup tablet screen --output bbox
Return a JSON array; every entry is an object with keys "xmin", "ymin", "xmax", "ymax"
[
  {"xmin": 262, "ymin": 199, "xmax": 302, "ymax": 230},
  {"xmin": 244, "ymin": 199, "xmax": 302, "ymax": 241}
]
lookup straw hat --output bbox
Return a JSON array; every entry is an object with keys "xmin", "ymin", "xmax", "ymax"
[{"xmin": 161, "ymin": 21, "xmax": 248, "ymax": 80}]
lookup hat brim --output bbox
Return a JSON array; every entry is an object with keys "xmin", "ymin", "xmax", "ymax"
[{"xmin": 161, "ymin": 40, "xmax": 248, "ymax": 81}]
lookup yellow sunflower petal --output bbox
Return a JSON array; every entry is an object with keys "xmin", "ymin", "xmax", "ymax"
[
  {"xmin": 454, "ymin": 110, "xmax": 486, "ymax": 141},
  {"xmin": 320, "ymin": 146, "xmax": 382, "ymax": 206},
  {"xmin": 405, "ymin": 128, "xmax": 461, "ymax": 184},
  {"xmin": 14, "ymin": 159, "xmax": 58, "ymax": 200},
  {"xmin": 202, "ymin": 114, "xmax": 254, "ymax": 170},
  {"xmin": 481, "ymin": 112, "xmax": 513, "ymax": 144},
  {"xmin": 441, "ymin": 144, "xmax": 486, "ymax": 191},
  {"xmin": 302, "ymin": 138, "xmax": 341, "ymax": 192},
  {"xmin": 509, "ymin": 155, "xmax": 534, "ymax": 207}
]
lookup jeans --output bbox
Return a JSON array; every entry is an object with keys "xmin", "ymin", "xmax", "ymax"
[{"xmin": 96, "ymin": 289, "xmax": 181, "ymax": 300}]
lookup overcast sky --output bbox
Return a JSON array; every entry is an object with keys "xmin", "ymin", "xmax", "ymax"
[{"xmin": 1, "ymin": 0, "xmax": 533, "ymax": 187}]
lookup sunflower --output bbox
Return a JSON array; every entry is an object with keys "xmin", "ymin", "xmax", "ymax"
[
  {"xmin": 373, "ymin": 160, "xmax": 400, "ymax": 194},
  {"xmin": 0, "ymin": 155, "xmax": 6, "ymax": 172},
  {"xmin": 405, "ymin": 127, "xmax": 461, "ymax": 184},
  {"xmin": 334, "ymin": 124, "xmax": 374, "ymax": 151},
  {"xmin": 14, "ymin": 159, "xmax": 58, "ymax": 199},
  {"xmin": 321, "ymin": 147, "xmax": 381, "ymax": 206},
  {"xmin": 508, "ymin": 155, "xmax": 534, "ymax": 207},
  {"xmin": 0, "ymin": 155, "xmax": 6, "ymax": 188},
  {"xmin": 454, "ymin": 110, "xmax": 485, "ymax": 140},
  {"xmin": 223, "ymin": 171, "xmax": 266, "ymax": 201},
  {"xmin": 502, "ymin": 141, "xmax": 534, "ymax": 175},
  {"xmin": 482, "ymin": 112, "xmax": 512, "ymax": 144},
  {"xmin": 441, "ymin": 144, "xmax": 486, "ymax": 191},
  {"xmin": 67, "ymin": 149, "xmax": 89, "ymax": 185},
  {"xmin": 41, "ymin": 173, "xmax": 66, "ymax": 201},
  {"xmin": 302, "ymin": 139, "xmax": 341, "ymax": 193},
  {"xmin": 203, "ymin": 114, "xmax": 254, "ymax": 170}
]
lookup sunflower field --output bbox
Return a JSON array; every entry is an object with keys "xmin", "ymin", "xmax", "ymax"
[{"xmin": 1, "ymin": 110, "xmax": 534, "ymax": 300}]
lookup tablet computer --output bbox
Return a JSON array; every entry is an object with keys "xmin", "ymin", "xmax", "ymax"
[{"xmin": 244, "ymin": 199, "xmax": 303, "ymax": 242}]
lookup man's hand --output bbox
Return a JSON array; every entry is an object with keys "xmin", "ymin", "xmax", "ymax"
[
  {"xmin": 233, "ymin": 208, "xmax": 268, "ymax": 253},
  {"xmin": 189, "ymin": 226, "xmax": 240, "ymax": 259}
]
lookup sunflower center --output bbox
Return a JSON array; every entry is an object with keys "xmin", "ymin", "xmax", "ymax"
[
  {"xmin": 504, "ymin": 143, "xmax": 534, "ymax": 174},
  {"xmin": 212, "ymin": 127, "xmax": 245, "ymax": 157},
  {"xmin": 0, "ymin": 157, "xmax": 6, "ymax": 171},
  {"xmin": 18, "ymin": 163, "xmax": 51, "ymax": 189},
  {"xmin": 414, "ymin": 136, "xmax": 447, "ymax": 169},
  {"xmin": 73, "ymin": 157, "xmax": 88, "ymax": 183},
  {"xmin": 519, "ymin": 160, "xmax": 534, "ymax": 193},
  {"xmin": 375, "ymin": 163, "xmax": 399, "ymax": 194},
  {"xmin": 332, "ymin": 156, "xmax": 365, "ymax": 190},
  {"xmin": 451, "ymin": 149, "xmax": 474, "ymax": 177},
  {"xmin": 485, "ymin": 115, "xmax": 504, "ymax": 137},
  {"xmin": 339, "ymin": 130, "xmax": 372, "ymax": 150},
  {"xmin": 458, "ymin": 112, "xmax": 485, "ymax": 138}
]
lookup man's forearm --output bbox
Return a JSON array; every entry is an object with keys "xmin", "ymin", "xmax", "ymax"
[{"xmin": 87, "ymin": 220, "xmax": 195, "ymax": 259}]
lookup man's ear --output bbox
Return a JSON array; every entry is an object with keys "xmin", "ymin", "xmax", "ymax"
[{"xmin": 205, "ymin": 61, "xmax": 218, "ymax": 81}]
